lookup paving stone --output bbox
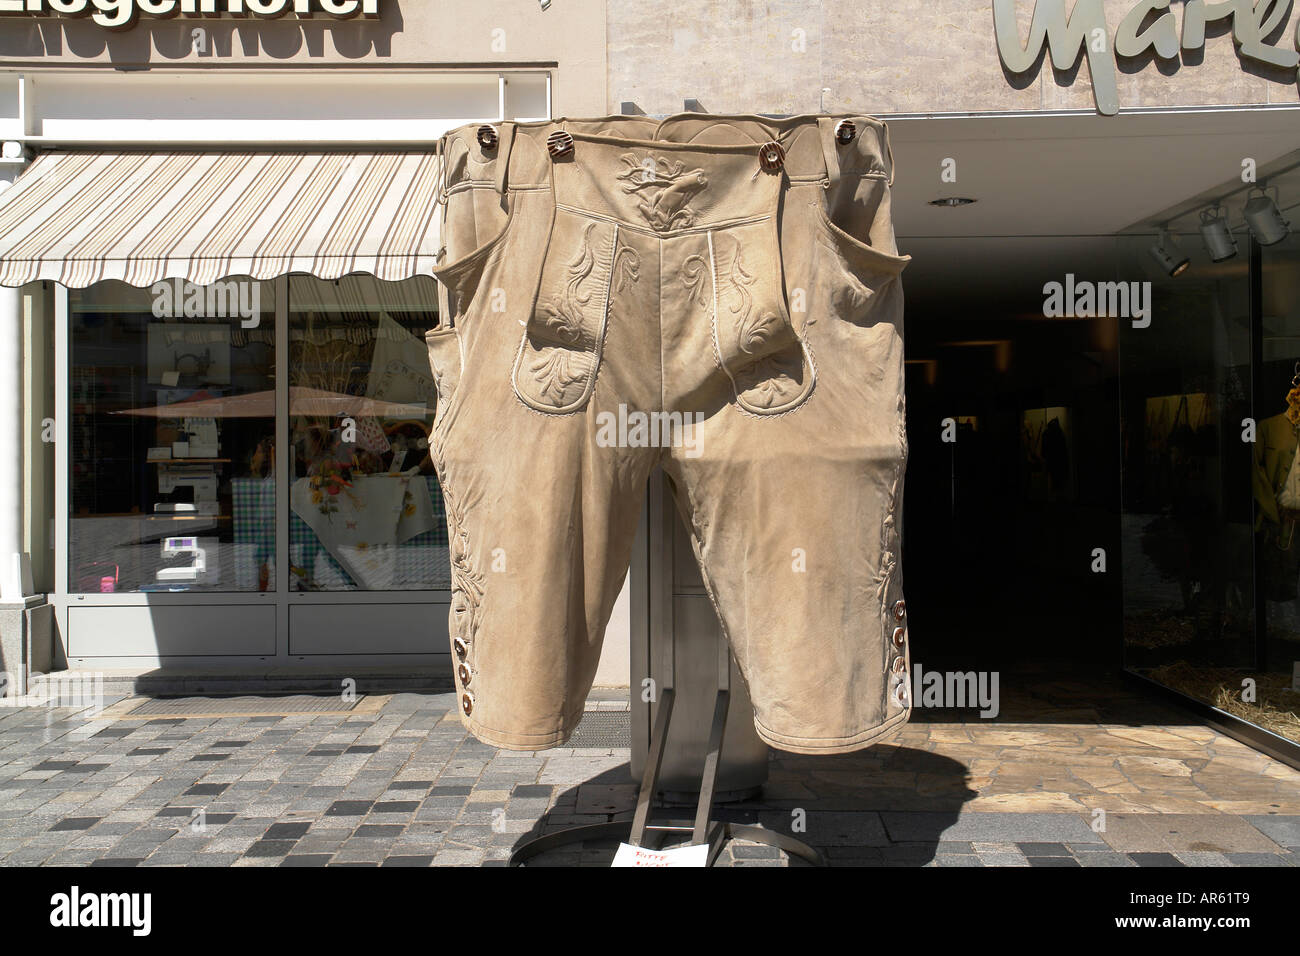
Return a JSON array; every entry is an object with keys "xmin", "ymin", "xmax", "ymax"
[
  {"xmin": 354, "ymin": 824, "xmax": 404, "ymax": 838},
  {"xmin": 884, "ymin": 812, "xmax": 1103, "ymax": 845},
  {"xmin": 1075, "ymin": 851, "xmax": 1133, "ymax": 867},
  {"xmin": 244, "ymin": 840, "xmax": 297, "ymax": 858},
  {"xmin": 1223, "ymin": 852, "xmax": 1292, "ymax": 866},
  {"xmin": 1019, "ymin": 842, "xmax": 1070, "ymax": 856},
  {"xmin": 1244, "ymin": 815, "xmax": 1300, "ymax": 848},
  {"xmin": 1127, "ymin": 852, "xmax": 1185, "ymax": 867},
  {"xmin": 265, "ymin": 822, "xmax": 311, "ymax": 840},
  {"xmin": 371, "ymin": 801, "xmax": 419, "ymax": 814},
  {"xmin": 325, "ymin": 800, "xmax": 373, "ymax": 816},
  {"xmin": 48, "ymin": 817, "xmax": 99, "ymax": 831}
]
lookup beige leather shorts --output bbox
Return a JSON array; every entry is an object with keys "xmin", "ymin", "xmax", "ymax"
[{"xmin": 427, "ymin": 113, "xmax": 910, "ymax": 753}]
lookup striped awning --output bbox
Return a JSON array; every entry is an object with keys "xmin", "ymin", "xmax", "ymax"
[{"xmin": 0, "ymin": 150, "xmax": 443, "ymax": 288}]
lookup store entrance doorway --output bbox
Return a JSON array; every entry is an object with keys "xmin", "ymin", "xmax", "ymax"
[{"xmin": 900, "ymin": 271, "xmax": 1121, "ymax": 677}]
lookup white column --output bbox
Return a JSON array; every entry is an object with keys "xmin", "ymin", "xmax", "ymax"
[{"xmin": 0, "ymin": 167, "xmax": 28, "ymax": 602}]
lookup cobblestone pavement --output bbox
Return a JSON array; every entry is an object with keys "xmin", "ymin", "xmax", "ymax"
[{"xmin": 0, "ymin": 680, "xmax": 1298, "ymax": 867}]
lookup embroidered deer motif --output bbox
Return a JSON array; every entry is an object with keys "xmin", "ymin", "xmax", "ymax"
[{"xmin": 616, "ymin": 154, "xmax": 708, "ymax": 231}]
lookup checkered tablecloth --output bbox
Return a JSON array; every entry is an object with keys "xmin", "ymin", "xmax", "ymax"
[
  {"xmin": 232, "ymin": 475, "xmax": 451, "ymax": 591},
  {"xmin": 232, "ymin": 477, "xmax": 275, "ymax": 590}
]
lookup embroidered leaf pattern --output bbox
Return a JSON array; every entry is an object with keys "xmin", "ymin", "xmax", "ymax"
[
  {"xmin": 682, "ymin": 253, "xmax": 710, "ymax": 307},
  {"xmin": 530, "ymin": 348, "xmax": 588, "ymax": 405},
  {"xmin": 614, "ymin": 243, "xmax": 641, "ymax": 293},
  {"xmin": 538, "ymin": 221, "xmax": 599, "ymax": 346},
  {"xmin": 429, "ymin": 423, "xmax": 485, "ymax": 663},
  {"xmin": 726, "ymin": 240, "xmax": 780, "ymax": 355}
]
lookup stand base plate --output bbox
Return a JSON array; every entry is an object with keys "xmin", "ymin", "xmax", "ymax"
[{"xmin": 508, "ymin": 819, "xmax": 825, "ymax": 867}]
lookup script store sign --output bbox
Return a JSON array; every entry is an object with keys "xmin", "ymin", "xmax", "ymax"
[{"xmin": 994, "ymin": 0, "xmax": 1300, "ymax": 115}]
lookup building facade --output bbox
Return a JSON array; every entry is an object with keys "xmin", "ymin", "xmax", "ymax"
[{"xmin": 0, "ymin": 0, "xmax": 1297, "ymax": 762}]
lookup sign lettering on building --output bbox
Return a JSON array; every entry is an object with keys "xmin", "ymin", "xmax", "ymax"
[
  {"xmin": 0, "ymin": 0, "xmax": 379, "ymax": 31},
  {"xmin": 994, "ymin": 0, "xmax": 1300, "ymax": 115}
]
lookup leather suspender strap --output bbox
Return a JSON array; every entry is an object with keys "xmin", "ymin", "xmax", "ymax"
[
  {"xmin": 494, "ymin": 121, "xmax": 517, "ymax": 195},
  {"xmin": 817, "ymin": 116, "xmax": 841, "ymax": 194},
  {"xmin": 434, "ymin": 134, "xmax": 454, "ymax": 328},
  {"xmin": 881, "ymin": 119, "xmax": 896, "ymax": 188}
]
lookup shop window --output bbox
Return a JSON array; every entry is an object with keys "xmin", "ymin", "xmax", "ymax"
[
  {"xmin": 1121, "ymin": 218, "xmax": 1300, "ymax": 744},
  {"xmin": 287, "ymin": 274, "xmax": 448, "ymax": 591},
  {"xmin": 69, "ymin": 279, "xmax": 277, "ymax": 593}
]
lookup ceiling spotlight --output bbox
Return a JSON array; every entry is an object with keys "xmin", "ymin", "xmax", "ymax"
[
  {"xmin": 928, "ymin": 197, "xmax": 977, "ymax": 207},
  {"xmin": 1149, "ymin": 228, "xmax": 1190, "ymax": 278},
  {"xmin": 1243, "ymin": 185, "xmax": 1290, "ymax": 246},
  {"xmin": 1198, "ymin": 205, "xmax": 1237, "ymax": 262}
]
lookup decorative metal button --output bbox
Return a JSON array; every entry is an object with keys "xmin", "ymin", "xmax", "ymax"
[
  {"xmin": 893, "ymin": 681, "xmax": 910, "ymax": 708},
  {"xmin": 891, "ymin": 656, "xmax": 907, "ymax": 675},
  {"xmin": 893, "ymin": 600, "xmax": 906, "ymax": 621},
  {"xmin": 758, "ymin": 141, "xmax": 785, "ymax": 173},
  {"xmin": 834, "ymin": 119, "xmax": 856, "ymax": 145},
  {"xmin": 476, "ymin": 124, "xmax": 498, "ymax": 150},
  {"xmin": 461, "ymin": 693, "xmax": 474, "ymax": 716},
  {"xmin": 547, "ymin": 130, "xmax": 574, "ymax": 158},
  {"xmin": 453, "ymin": 637, "xmax": 468, "ymax": 661},
  {"xmin": 458, "ymin": 663, "xmax": 472, "ymax": 686},
  {"xmin": 892, "ymin": 626, "xmax": 906, "ymax": 649}
]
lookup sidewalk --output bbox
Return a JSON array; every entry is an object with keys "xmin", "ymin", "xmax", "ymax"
[{"xmin": 0, "ymin": 676, "xmax": 1297, "ymax": 867}]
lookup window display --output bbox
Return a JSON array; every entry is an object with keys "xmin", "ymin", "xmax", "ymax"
[
  {"xmin": 69, "ymin": 280, "xmax": 276, "ymax": 593},
  {"xmin": 287, "ymin": 274, "xmax": 449, "ymax": 592},
  {"xmin": 1121, "ymin": 211, "xmax": 1300, "ymax": 745}
]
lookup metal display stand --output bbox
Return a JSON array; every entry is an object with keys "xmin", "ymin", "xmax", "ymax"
[
  {"xmin": 509, "ymin": 690, "xmax": 824, "ymax": 866},
  {"xmin": 509, "ymin": 473, "xmax": 825, "ymax": 868}
]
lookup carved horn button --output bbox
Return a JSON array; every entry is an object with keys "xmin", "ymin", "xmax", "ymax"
[
  {"xmin": 476, "ymin": 124, "xmax": 499, "ymax": 150},
  {"xmin": 461, "ymin": 693, "xmax": 474, "ymax": 716},
  {"xmin": 458, "ymin": 663, "xmax": 472, "ymax": 686},
  {"xmin": 758, "ymin": 140, "xmax": 785, "ymax": 173},
  {"xmin": 453, "ymin": 637, "xmax": 468, "ymax": 661},
  {"xmin": 834, "ymin": 119, "xmax": 857, "ymax": 145},
  {"xmin": 547, "ymin": 130, "xmax": 575, "ymax": 158}
]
